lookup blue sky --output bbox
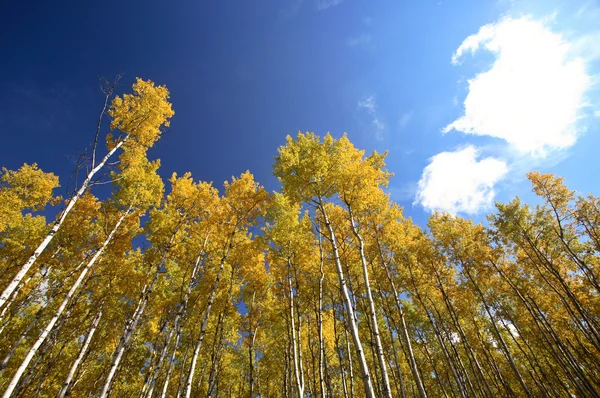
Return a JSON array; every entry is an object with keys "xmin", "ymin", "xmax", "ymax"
[{"xmin": 1, "ymin": 0, "xmax": 599, "ymax": 226}]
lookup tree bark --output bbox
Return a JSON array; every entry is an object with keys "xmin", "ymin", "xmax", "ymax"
[
  {"xmin": 318, "ymin": 202, "xmax": 375, "ymax": 398},
  {"xmin": 376, "ymin": 239, "xmax": 428, "ymax": 398},
  {"xmin": 183, "ymin": 231, "xmax": 233, "ymax": 398},
  {"xmin": 3, "ymin": 207, "xmax": 130, "ymax": 398},
  {"xmin": 58, "ymin": 308, "xmax": 103, "ymax": 398},
  {"xmin": 0, "ymin": 138, "xmax": 127, "ymax": 311},
  {"xmin": 288, "ymin": 259, "xmax": 305, "ymax": 398},
  {"xmin": 347, "ymin": 208, "xmax": 392, "ymax": 398}
]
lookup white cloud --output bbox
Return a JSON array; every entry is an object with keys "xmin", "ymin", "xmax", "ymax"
[
  {"xmin": 415, "ymin": 146, "xmax": 508, "ymax": 214},
  {"xmin": 358, "ymin": 96, "xmax": 376, "ymax": 111},
  {"xmin": 398, "ymin": 111, "xmax": 414, "ymax": 130},
  {"xmin": 358, "ymin": 95, "xmax": 385, "ymax": 139},
  {"xmin": 444, "ymin": 17, "xmax": 591, "ymax": 157},
  {"xmin": 347, "ymin": 34, "xmax": 371, "ymax": 48},
  {"xmin": 316, "ymin": 0, "xmax": 343, "ymax": 11}
]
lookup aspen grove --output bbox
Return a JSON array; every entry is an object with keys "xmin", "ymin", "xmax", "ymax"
[{"xmin": 1, "ymin": 78, "xmax": 599, "ymax": 397}]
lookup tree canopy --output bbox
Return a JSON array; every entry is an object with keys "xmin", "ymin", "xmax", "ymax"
[{"xmin": 0, "ymin": 79, "xmax": 598, "ymax": 398}]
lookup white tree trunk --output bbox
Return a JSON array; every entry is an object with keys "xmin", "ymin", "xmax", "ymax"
[
  {"xmin": 319, "ymin": 203, "xmax": 375, "ymax": 398},
  {"xmin": 183, "ymin": 252, "xmax": 228, "ymax": 398},
  {"xmin": 2, "ymin": 207, "xmax": 129, "ymax": 398},
  {"xmin": 348, "ymin": 210, "xmax": 392, "ymax": 398},
  {"xmin": 317, "ymin": 235, "xmax": 326, "ymax": 398},
  {"xmin": 288, "ymin": 260, "xmax": 304, "ymax": 398},
  {"xmin": 100, "ymin": 225, "xmax": 183, "ymax": 398},
  {"xmin": 158, "ymin": 241, "xmax": 208, "ymax": 398},
  {"xmin": 58, "ymin": 308, "xmax": 103, "ymax": 398},
  {"xmin": 99, "ymin": 274, "xmax": 157, "ymax": 398},
  {"xmin": 379, "ymin": 248, "xmax": 428, "ymax": 398},
  {"xmin": 145, "ymin": 327, "xmax": 174, "ymax": 398},
  {"xmin": 159, "ymin": 326, "xmax": 181, "ymax": 398},
  {"xmin": 0, "ymin": 139, "xmax": 126, "ymax": 311},
  {"xmin": 0, "ymin": 262, "xmax": 51, "ymax": 328}
]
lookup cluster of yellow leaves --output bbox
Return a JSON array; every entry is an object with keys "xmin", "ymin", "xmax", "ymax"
[{"xmin": 108, "ymin": 78, "xmax": 174, "ymax": 149}]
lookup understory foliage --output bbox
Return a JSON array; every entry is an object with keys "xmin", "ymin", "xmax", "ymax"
[{"xmin": 0, "ymin": 79, "xmax": 599, "ymax": 398}]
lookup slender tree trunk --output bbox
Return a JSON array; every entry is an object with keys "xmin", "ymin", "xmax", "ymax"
[
  {"xmin": 0, "ymin": 138, "xmax": 127, "ymax": 311},
  {"xmin": 248, "ymin": 324, "xmax": 258, "ymax": 398},
  {"xmin": 0, "ymin": 266, "xmax": 68, "ymax": 370},
  {"xmin": 151, "ymin": 239, "xmax": 209, "ymax": 398},
  {"xmin": 463, "ymin": 265, "xmax": 532, "ymax": 396},
  {"xmin": 176, "ymin": 342, "xmax": 191, "ymax": 398},
  {"xmin": 158, "ymin": 237, "xmax": 209, "ymax": 398},
  {"xmin": 408, "ymin": 263, "xmax": 468, "ymax": 398},
  {"xmin": 184, "ymin": 232, "xmax": 233, "ymax": 398},
  {"xmin": 288, "ymin": 260, "xmax": 305, "ymax": 398},
  {"xmin": 100, "ymin": 274, "xmax": 156, "ymax": 398},
  {"xmin": 347, "ymin": 208, "xmax": 392, "ymax": 398},
  {"xmin": 0, "ymin": 250, "xmax": 57, "ymax": 330},
  {"xmin": 208, "ymin": 264, "xmax": 235, "ymax": 397},
  {"xmin": 159, "ymin": 326, "xmax": 181, "ymax": 398},
  {"xmin": 3, "ymin": 207, "xmax": 130, "ymax": 398},
  {"xmin": 376, "ymin": 289, "xmax": 406, "ymax": 398},
  {"xmin": 377, "ymin": 241, "xmax": 428, "ymax": 398},
  {"xmin": 100, "ymin": 222, "xmax": 187, "ymax": 398},
  {"xmin": 318, "ymin": 202, "xmax": 375, "ymax": 398},
  {"xmin": 317, "ymin": 234, "xmax": 326, "ymax": 398},
  {"xmin": 207, "ymin": 311, "xmax": 225, "ymax": 397},
  {"xmin": 58, "ymin": 308, "xmax": 103, "ymax": 398},
  {"xmin": 332, "ymin": 297, "xmax": 349, "ymax": 398},
  {"xmin": 144, "ymin": 327, "xmax": 174, "ymax": 398},
  {"xmin": 432, "ymin": 268, "xmax": 494, "ymax": 397},
  {"xmin": 344, "ymin": 325, "xmax": 355, "ymax": 398}
]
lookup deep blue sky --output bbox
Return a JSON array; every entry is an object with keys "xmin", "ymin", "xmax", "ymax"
[{"xmin": 1, "ymin": 0, "xmax": 599, "ymax": 225}]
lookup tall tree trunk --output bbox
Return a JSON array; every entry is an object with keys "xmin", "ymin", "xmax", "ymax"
[
  {"xmin": 376, "ymin": 240, "xmax": 428, "ymax": 398},
  {"xmin": 0, "ymin": 250, "xmax": 57, "ymax": 330},
  {"xmin": 376, "ymin": 288, "xmax": 406, "ymax": 398},
  {"xmin": 462, "ymin": 265, "xmax": 532, "ymax": 396},
  {"xmin": 347, "ymin": 208, "xmax": 392, "ymax": 398},
  {"xmin": 207, "ymin": 311, "xmax": 225, "ymax": 397},
  {"xmin": 248, "ymin": 324, "xmax": 258, "ymax": 398},
  {"xmin": 332, "ymin": 297, "xmax": 349, "ymax": 398},
  {"xmin": 159, "ymin": 328, "xmax": 181, "ymax": 398},
  {"xmin": 100, "ymin": 223, "xmax": 185, "ymax": 398},
  {"xmin": 3, "ymin": 207, "xmax": 130, "ymax": 398},
  {"xmin": 158, "ymin": 237, "xmax": 209, "ymax": 398},
  {"xmin": 100, "ymin": 274, "xmax": 156, "ymax": 398},
  {"xmin": 344, "ymin": 324, "xmax": 356, "ymax": 398},
  {"xmin": 317, "ymin": 233, "xmax": 326, "ymax": 398},
  {"xmin": 432, "ymin": 268, "xmax": 494, "ymax": 397},
  {"xmin": 407, "ymin": 263, "xmax": 468, "ymax": 398},
  {"xmin": 58, "ymin": 308, "xmax": 103, "ymax": 398},
  {"xmin": 151, "ymin": 238, "xmax": 209, "ymax": 398},
  {"xmin": 208, "ymin": 264, "xmax": 235, "ymax": 397},
  {"xmin": 318, "ymin": 202, "xmax": 375, "ymax": 398},
  {"xmin": 144, "ymin": 327, "xmax": 174, "ymax": 398},
  {"xmin": 288, "ymin": 260, "xmax": 305, "ymax": 398},
  {"xmin": 176, "ymin": 342, "xmax": 191, "ymax": 398},
  {"xmin": 184, "ymin": 231, "xmax": 233, "ymax": 398},
  {"xmin": 0, "ymin": 265, "xmax": 69, "ymax": 369},
  {"xmin": 0, "ymin": 135, "xmax": 127, "ymax": 311}
]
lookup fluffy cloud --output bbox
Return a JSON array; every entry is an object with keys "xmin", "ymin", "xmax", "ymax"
[
  {"xmin": 358, "ymin": 95, "xmax": 385, "ymax": 139},
  {"xmin": 414, "ymin": 146, "xmax": 508, "ymax": 214},
  {"xmin": 316, "ymin": 0, "xmax": 343, "ymax": 11},
  {"xmin": 444, "ymin": 17, "xmax": 590, "ymax": 157}
]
